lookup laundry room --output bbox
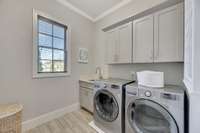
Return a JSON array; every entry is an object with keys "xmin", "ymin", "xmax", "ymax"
[{"xmin": 0, "ymin": 0, "xmax": 200, "ymax": 133}]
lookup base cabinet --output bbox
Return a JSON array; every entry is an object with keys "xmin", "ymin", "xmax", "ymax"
[{"xmin": 79, "ymin": 81, "xmax": 93, "ymax": 113}]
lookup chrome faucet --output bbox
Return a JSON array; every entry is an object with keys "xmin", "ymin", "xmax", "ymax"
[{"xmin": 96, "ymin": 67, "xmax": 103, "ymax": 79}]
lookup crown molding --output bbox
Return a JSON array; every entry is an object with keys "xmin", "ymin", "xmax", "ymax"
[
  {"xmin": 56, "ymin": 0, "xmax": 133, "ymax": 22},
  {"xmin": 56, "ymin": 0, "xmax": 94, "ymax": 21},
  {"xmin": 94, "ymin": 0, "xmax": 132, "ymax": 22}
]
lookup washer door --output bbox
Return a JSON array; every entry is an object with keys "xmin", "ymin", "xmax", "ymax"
[
  {"xmin": 94, "ymin": 89, "xmax": 119, "ymax": 122},
  {"xmin": 127, "ymin": 99, "xmax": 178, "ymax": 133}
]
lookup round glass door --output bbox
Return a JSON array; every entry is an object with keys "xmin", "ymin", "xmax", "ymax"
[
  {"xmin": 94, "ymin": 89, "xmax": 119, "ymax": 122},
  {"xmin": 127, "ymin": 99, "xmax": 178, "ymax": 133}
]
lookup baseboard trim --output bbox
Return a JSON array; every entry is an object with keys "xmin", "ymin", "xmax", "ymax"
[{"xmin": 22, "ymin": 103, "xmax": 80, "ymax": 132}]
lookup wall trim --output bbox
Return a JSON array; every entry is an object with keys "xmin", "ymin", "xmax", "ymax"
[
  {"xmin": 55, "ymin": 0, "xmax": 133, "ymax": 22},
  {"xmin": 22, "ymin": 103, "xmax": 80, "ymax": 132},
  {"xmin": 94, "ymin": 0, "xmax": 132, "ymax": 22},
  {"xmin": 56, "ymin": 0, "xmax": 94, "ymax": 21}
]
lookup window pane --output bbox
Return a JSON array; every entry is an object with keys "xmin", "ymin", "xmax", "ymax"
[
  {"xmin": 53, "ymin": 38, "xmax": 64, "ymax": 49},
  {"xmin": 53, "ymin": 61, "xmax": 65, "ymax": 72},
  {"xmin": 53, "ymin": 25, "xmax": 65, "ymax": 38},
  {"xmin": 39, "ymin": 19, "xmax": 52, "ymax": 35},
  {"xmin": 39, "ymin": 60, "xmax": 52, "ymax": 72},
  {"xmin": 53, "ymin": 50, "xmax": 64, "ymax": 60},
  {"xmin": 39, "ymin": 47, "xmax": 52, "ymax": 60},
  {"xmin": 39, "ymin": 34, "xmax": 52, "ymax": 47}
]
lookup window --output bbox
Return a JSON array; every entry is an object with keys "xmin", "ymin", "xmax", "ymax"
[{"xmin": 33, "ymin": 9, "xmax": 71, "ymax": 78}]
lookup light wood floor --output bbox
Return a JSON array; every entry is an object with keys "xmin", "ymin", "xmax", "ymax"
[{"xmin": 25, "ymin": 109, "xmax": 97, "ymax": 133}]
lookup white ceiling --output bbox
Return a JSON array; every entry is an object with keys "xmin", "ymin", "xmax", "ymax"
[{"xmin": 56, "ymin": 0, "xmax": 133, "ymax": 22}]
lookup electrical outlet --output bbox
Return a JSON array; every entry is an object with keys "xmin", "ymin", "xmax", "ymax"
[{"xmin": 131, "ymin": 71, "xmax": 137, "ymax": 81}]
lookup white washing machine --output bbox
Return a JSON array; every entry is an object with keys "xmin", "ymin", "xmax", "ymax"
[
  {"xmin": 93, "ymin": 78, "xmax": 132, "ymax": 133},
  {"xmin": 125, "ymin": 84, "xmax": 185, "ymax": 133}
]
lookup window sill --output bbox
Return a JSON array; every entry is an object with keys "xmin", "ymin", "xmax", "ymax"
[{"xmin": 33, "ymin": 72, "xmax": 70, "ymax": 79}]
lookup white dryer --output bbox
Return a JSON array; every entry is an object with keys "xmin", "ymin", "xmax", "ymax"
[
  {"xmin": 93, "ymin": 78, "xmax": 132, "ymax": 133},
  {"xmin": 125, "ymin": 84, "xmax": 185, "ymax": 133}
]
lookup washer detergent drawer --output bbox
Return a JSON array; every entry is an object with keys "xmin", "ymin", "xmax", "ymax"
[{"xmin": 80, "ymin": 87, "xmax": 93, "ymax": 112}]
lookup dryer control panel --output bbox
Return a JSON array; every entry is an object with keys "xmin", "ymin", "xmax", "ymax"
[{"xmin": 161, "ymin": 93, "xmax": 177, "ymax": 100}]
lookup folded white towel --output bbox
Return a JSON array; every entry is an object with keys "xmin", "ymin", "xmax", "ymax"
[{"xmin": 137, "ymin": 71, "xmax": 164, "ymax": 88}]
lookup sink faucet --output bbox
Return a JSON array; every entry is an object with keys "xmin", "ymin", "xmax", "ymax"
[{"xmin": 96, "ymin": 67, "xmax": 103, "ymax": 79}]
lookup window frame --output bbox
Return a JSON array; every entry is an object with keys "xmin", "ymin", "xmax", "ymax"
[{"xmin": 33, "ymin": 9, "xmax": 71, "ymax": 78}]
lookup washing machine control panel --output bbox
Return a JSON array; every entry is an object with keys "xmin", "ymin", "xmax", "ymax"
[
  {"xmin": 139, "ymin": 88, "xmax": 155, "ymax": 98},
  {"xmin": 103, "ymin": 83, "xmax": 107, "ymax": 88},
  {"xmin": 144, "ymin": 90, "xmax": 152, "ymax": 97},
  {"xmin": 111, "ymin": 84, "xmax": 120, "ymax": 89},
  {"xmin": 94, "ymin": 82, "xmax": 107, "ymax": 89}
]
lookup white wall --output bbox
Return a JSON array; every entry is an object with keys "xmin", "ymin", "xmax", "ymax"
[
  {"xmin": 0, "ymin": 0, "xmax": 95, "ymax": 121},
  {"xmin": 108, "ymin": 63, "xmax": 183, "ymax": 85},
  {"xmin": 94, "ymin": 0, "xmax": 184, "ymax": 86}
]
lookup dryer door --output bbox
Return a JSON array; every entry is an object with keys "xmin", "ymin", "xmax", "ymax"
[
  {"xmin": 94, "ymin": 89, "xmax": 119, "ymax": 122},
  {"xmin": 127, "ymin": 99, "xmax": 178, "ymax": 133}
]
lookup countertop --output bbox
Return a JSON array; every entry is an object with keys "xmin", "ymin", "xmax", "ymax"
[{"xmin": 79, "ymin": 77, "xmax": 95, "ymax": 84}]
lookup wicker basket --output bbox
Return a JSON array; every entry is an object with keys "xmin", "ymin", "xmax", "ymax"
[{"xmin": 0, "ymin": 104, "xmax": 23, "ymax": 133}]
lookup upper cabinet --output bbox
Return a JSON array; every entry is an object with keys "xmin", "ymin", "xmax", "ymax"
[
  {"xmin": 154, "ymin": 4, "xmax": 184, "ymax": 62},
  {"xmin": 133, "ymin": 14, "xmax": 154, "ymax": 63},
  {"xmin": 105, "ymin": 3, "xmax": 184, "ymax": 64},
  {"xmin": 118, "ymin": 22, "xmax": 132, "ymax": 63},
  {"xmin": 106, "ymin": 22, "xmax": 132, "ymax": 64},
  {"xmin": 106, "ymin": 30, "xmax": 117, "ymax": 64},
  {"xmin": 133, "ymin": 3, "xmax": 184, "ymax": 63}
]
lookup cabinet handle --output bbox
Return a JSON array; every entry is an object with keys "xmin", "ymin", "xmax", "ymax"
[
  {"xmin": 113, "ymin": 55, "xmax": 115, "ymax": 62},
  {"xmin": 114, "ymin": 54, "xmax": 118, "ymax": 62},
  {"xmin": 155, "ymin": 44, "xmax": 159, "ymax": 59},
  {"xmin": 156, "ymin": 50, "xmax": 159, "ymax": 59},
  {"xmin": 116, "ymin": 54, "xmax": 119, "ymax": 61},
  {"xmin": 150, "ymin": 50, "xmax": 154, "ymax": 60}
]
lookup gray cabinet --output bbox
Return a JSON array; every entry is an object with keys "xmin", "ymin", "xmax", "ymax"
[
  {"xmin": 118, "ymin": 23, "xmax": 132, "ymax": 63},
  {"xmin": 106, "ymin": 30, "xmax": 117, "ymax": 64},
  {"xmin": 106, "ymin": 22, "xmax": 132, "ymax": 64},
  {"xmin": 132, "ymin": 3, "xmax": 183, "ymax": 63},
  {"xmin": 154, "ymin": 3, "xmax": 184, "ymax": 62},
  {"xmin": 133, "ymin": 14, "xmax": 154, "ymax": 63},
  {"xmin": 79, "ymin": 81, "xmax": 94, "ymax": 113},
  {"xmin": 105, "ymin": 3, "xmax": 183, "ymax": 64}
]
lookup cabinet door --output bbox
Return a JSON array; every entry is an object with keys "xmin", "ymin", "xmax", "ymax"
[
  {"xmin": 106, "ymin": 30, "xmax": 118, "ymax": 64},
  {"xmin": 133, "ymin": 15, "xmax": 154, "ymax": 63},
  {"xmin": 80, "ymin": 88, "xmax": 88, "ymax": 109},
  {"xmin": 87, "ymin": 89, "xmax": 93, "ymax": 112},
  {"xmin": 154, "ymin": 3, "xmax": 184, "ymax": 62},
  {"xmin": 80, "ymin": 87, "xmax": 93, "ymax": 112},
  {"xmin": 117, "ymin": 22, "xmax": 132, "ymax": 63}
]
